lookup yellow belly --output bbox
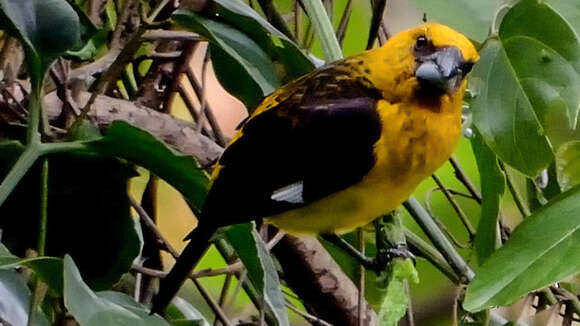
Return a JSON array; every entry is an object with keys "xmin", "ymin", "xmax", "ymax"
[{"xmin": 265, "ymin": 96, "xmax": 462, "ymax": 234}]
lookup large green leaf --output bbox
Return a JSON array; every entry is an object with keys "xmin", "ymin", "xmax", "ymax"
[
  {"xmin": 86, "ymin": 121, "xmax": 210, "ymax": 214},
  {"xmin": 471, "ymin": 129, "xmax": 505, "ymax": 264},
  {"xmin": 377, "ymin": 259, "xmax": 418, "ymax": 326},
  {"xmin": 173, "ymin": 10, "xmax": 280, "ymax": 110},
  {"xmin": 0, "ymin": 254, "xmax": 64, "ymax": 295},
  {"xmin": 199, "ymin": 0, "xmax": 314, "ymax": 81},
  {"xmin": 463, "ymin": 184, "xmax": 580, "ymax": 312},
  {"xmin": 0, "ymin": 0, "xmax": 84, "ymax": 73},
  {"xmin": 63, "ymin": 255, "xmax": 171, "ymax": 326},
  {"xmin": 225, "ymin": 224, "xmax": 289, "ymax": 326},
  {"xmin": 548, "ymin": 0, "xmax": 580, "ymax": 37},
  {"xmin": 408, "ymin": 0, "xmax": 497, "ymax": 42},
  {"xmin": 471, "ymin": 0, "xmax": 580, "ymax": 177}
]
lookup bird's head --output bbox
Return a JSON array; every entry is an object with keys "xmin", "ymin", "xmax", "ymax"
[{"xmin": 368, "ymin": 23, "xmax": 479, "ymax": 101}]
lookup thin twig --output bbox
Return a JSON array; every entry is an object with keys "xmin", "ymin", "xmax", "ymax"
[
  {"xmin": 403, "ymin": 229, "xmax": 459, "ymax": 284},
  {"xmin": 431, "ymin": 174, "xmax": 476, "ymax": 238},
  {"xmin": 366, "ymin": 0, "xmax": 387, "ymax": 50},
  {"xmin": 130, "ymin": 196, "xmax": 179, "ymax": 257},
  {"xmin": 195, "ymin": 49, "xmax": 211, "ymax": 133},
  {"xmin": 357, "ymin": 228, "xmax": 365, "ymax": 326},
  {"xmin": 256, "ymin": 0, "xmax": 296, "ymax": 41},
  {"xmin": 501, "ymin": 162, "xmax": 531, "ymax": 217},
  {"xmin": 285, "ymin": 301, "xmax": 333, "ymax": 326},
  {"xmin": 193, "ymin": 278, "xmax": 233, "ymax": 326},
  {"xmin": 336, "ymin": 0, "xmax": 353, "ymax": 45},
  {"xmin": 449, "ymin": 156, "xmax": 482, "ymax": 204},
  {"xmin": 142, "ymin": 30, "xmax": 202, "ymax": 41}
]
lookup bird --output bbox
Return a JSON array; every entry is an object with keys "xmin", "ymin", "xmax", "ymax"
[{"xmin": 152, "ymin": 23, "xmax": 479, "ymax": 314}]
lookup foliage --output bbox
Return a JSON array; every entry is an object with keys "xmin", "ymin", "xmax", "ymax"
[{"xmin": 0, "ymin": 0, "xmax": 579, "ymax": 325}]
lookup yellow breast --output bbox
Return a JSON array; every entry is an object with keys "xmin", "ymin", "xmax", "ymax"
[{"xmin": 265, "ymin": 90, "xmax": 463, "ymax": 235}]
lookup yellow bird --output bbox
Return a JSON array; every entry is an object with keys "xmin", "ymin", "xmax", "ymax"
[{"xmin": 152, "ymin": 23, "xmax": 479, "ymax": 313}]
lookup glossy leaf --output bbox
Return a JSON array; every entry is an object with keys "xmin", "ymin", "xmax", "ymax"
[
  {"xmin": 471, "ymin": 0, "xmax": 580, "ymax": 176},
  {"xmin": 63, "ymin": 255, "xmax": 171, "ymax": 326},
  {"xmin": 471, "ymin": 129, "xmax": 505, "ymax": 264},
  {"xmin": 86, "ymin": 121, "xmax": 210, "ymax": 214},
  {"xmin": 200, "ymin": 0, "xmax": 314, "ymax": 81},
  {"xmin": 463, "ymin": 185, "xmax": 580, "ymax": 311},
  {"xmin": 470, "ymin": 38, "xmax": 553, "ymax": 176},
  {"xmin": 173, "ymin": 10, "xmax": 280, "ymax": 110},
  {"xmin": 408, "ymin": 0, "xmax": 496, "ymax": 42},
  {"xmin": 225, "ymin": 224, "xmax": 289, "ymax": 326},
  {"xmin": 0, "ymin": 0, "xmax": 84, "ymax": 73},
  {"xmin": 556, "ymin": 140, "xmax": 580, "ymax": 191}
]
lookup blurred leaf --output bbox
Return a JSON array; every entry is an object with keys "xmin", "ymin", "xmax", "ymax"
[
  {"xmin": 86, "ymin": 121, "xmax": 210, "ymax": 214},
  {"xmin": 556, "ymin": 140, "xmax": 580, "ymax": 191},
  {"xmin": 377, "ymin": 259, "xmax": 418, "ymax": 326},
  {"xmin": 66, "ymin": 28, "xmax": 109, "ymax": 60},
  {"xmin": 471, "ymin": 0, "xmax": 580, "ymax": 177},
  {"xmin": 63, "ymin": 255, "xmax": 171, "ymax": 326},
  {"xmin": 0, "ymin": 269, "xmax": 50, "ymax": 326},
  {"xmin": 464, "ymin": 184, "xmax": 580, "ymax": 312},
  {"xmin": 173, "ymin": 10, "xmax": 280, "ymax": 110},
  {"xmin": 471, "ymin": 129, "xmax": 505, "ymax": 264},
  {"xmin": 0, "ymin": 0, "xmax": 84, "ymax": 74},
  {"xmin": 105, "ymin": 0, "xmax": 117, "ymax": 30},
  {"xmin": 225, "ymin": 224, "xmax": 289, "ymax": 326},
  {"xmin": 200, "ymin": 0, "xmax": 314, "ymax": 81},
  {"xmin": 166, "ymin": 297, "xmax": 209, "ymax": 326},
  {"xmin": 548, "ymin": 0, "xmax": 580, "ymax": 37},
  {"xmin": 408, "ymin": 0, "xmax": 496, "ymax": 42}
]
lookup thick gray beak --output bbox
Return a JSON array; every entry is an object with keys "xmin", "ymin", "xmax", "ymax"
[{"xmin": 415, "ymin": 46, "xmax": 468, "ymax": 94}]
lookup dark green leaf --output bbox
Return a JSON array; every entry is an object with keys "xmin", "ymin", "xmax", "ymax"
[
  {"xmin": 225, "ymin": 224, "xmax": 289, "ymax": 326},
  {"xmin": 173, "ymin": 10, "xmax": 280, "ymax": 110},
  {"xmin": 464, "ymin": 184, "xmax": 580, "ymax": 312},
  {"xmin": 548, "ymin": 0, "xmax": 580, "ymax": 38},
  {"xmin": 63, "ymin": 256, "xmax": 171, "ymax": 326},
  {"xmin": 0, "ymin": 269, "xmax": 50, "ymax": 326},
  {"xmin": 408, "ymin": 0, "xmax": 496, "ymax": 42},
  {"xmin": 0, "ymin": 148, "xmax": 141, "ymax": 290},
  {"xmin": 0, "ymin": 0, "xmax": 83, "ymax": 72},
  {"xmin": 0, "ymin": 255, "xmax": 64, "ymax": 295},
  {"xmin": 200, "ymin": 0, "xmax": 314, "ymax": 81},
  {"xmin": 86, "ymin": 121, "xmax": 210, "ymax": 213},
  {"xmin": 471, "ymin": 129, "xmax": 505, "ymax": 264},
  {"xmin": 556, "ymin": 140, "xmax": 580, "ymax": 191}
]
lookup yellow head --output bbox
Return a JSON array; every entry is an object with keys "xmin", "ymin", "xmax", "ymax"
[{"xmin": 365, "ymin": 23, "xmax": 479, "ymax": 102}]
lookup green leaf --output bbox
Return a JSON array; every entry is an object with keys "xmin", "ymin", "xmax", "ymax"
[
  {"xmin": 377, "ymin": 259, "xmax": 418, "ymax": 326},
  {"xmin": 408, "ymin": 0, "xmax": 496, "ymax": 42},
  {"xmin": 470, "ymin": 38, "xmax": 553, "ymax": 177},
  {"xmin": 0, "ymin": 269, "xmax": 50, "ymax": 326},
  {"xmin": 0, "ymin": 0, "xmax": 83, "ymax": 73},
  {"xmin": 199, "ymin": 0, "xmax": 314, "ymax": 81},
  {"xmin": 167, "ymin": 297, "xmax": 209, "ymax": 326},
  {"xmin": 556, "ymin": 140, "xmax": 580, "ymax": 191},
  {"xmin": 548, "ymin": 0, "xmax": 580, "ymax": 38},
  {"xmin": 463, "ymin": 184, "xmax": 580, "ymax": 312},
  {"xmin": 0, "ymin": 150, "xmax": 141, "ymax": 291},
  {"xmin": 471, "ymin": 0, "xmax": 580, "ymax": 177},
  {"xmin": 173, "ymin": 10, "xmax": 280, "ymax": 110},
  {"xmin": 63, "ymin": 255, "xmax": 171, "ymax": 326},
  {"xmin": 225, "ymin": 224, "xmax": 289, "ymax": 326},
  {"xmin": 471, "ymin": 129, "xmax": 505, "ymax": 264},
  {"xmin": 86, "ymin": 121, "xmax": 210, "ymax": 213},
  {"xmin": 0, "ymin": 254, "xmax": 64, "ymax": 295}
]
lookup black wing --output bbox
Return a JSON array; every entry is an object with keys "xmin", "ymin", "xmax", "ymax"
[{"xmin": 201, "ymin": 66, "xmax": 383, "ymax": 226}]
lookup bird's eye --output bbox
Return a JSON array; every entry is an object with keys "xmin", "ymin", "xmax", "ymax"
[
  {"xmin": 415, "ymin": 35, "xmax": 429, "ymax": 50},
  {"xmin": 460, "ymin": 62, "xmax": 474, "ymax": 75}
]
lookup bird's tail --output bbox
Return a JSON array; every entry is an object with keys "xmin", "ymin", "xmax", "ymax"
[{"xmin": 151, "ymin": 221, "xmax": 216, "ymax": 315}]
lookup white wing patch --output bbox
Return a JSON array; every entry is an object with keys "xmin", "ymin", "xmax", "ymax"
[{"xmin": 270, "ymin": 181, "xmax": 305, "ymax": 204}]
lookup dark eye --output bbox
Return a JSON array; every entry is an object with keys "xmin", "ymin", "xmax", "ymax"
[
  {"xmin": 460, "ymin": 62, "xmax": 474, "ymax": 75},
  {"xmin": 415, "ymin": 35, "xmax": 429, "ymax": 49}
]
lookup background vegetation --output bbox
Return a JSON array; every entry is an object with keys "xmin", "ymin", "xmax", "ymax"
[{"xmin": 0, "ymin": 0, "xmax": 579, "ymax": 325}]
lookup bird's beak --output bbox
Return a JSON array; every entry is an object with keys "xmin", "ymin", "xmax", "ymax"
[{"xmin": 415, "ymin": 46, "xmax": 471, "ymax": 94}]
